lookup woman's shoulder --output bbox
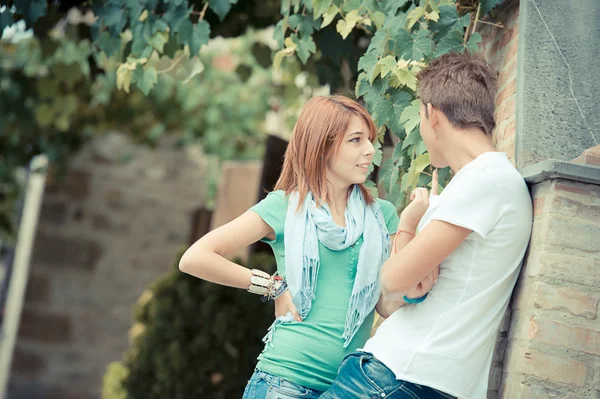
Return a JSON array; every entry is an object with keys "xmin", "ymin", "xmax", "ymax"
[{"xmin": 374, "ymin": 197, "xmax": 396, "ymax": 212}]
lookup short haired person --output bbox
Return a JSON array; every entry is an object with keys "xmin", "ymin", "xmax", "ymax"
[{"xmin": 320, "ymin": 53, "xmax": 533, "ymax": 399}]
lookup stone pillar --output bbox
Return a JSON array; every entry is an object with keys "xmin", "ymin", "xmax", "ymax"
[
  {"xmin": 479, "ymin": 1, "xmax": 600, "ymax": 397},
  {"xmin": 515, "ymin": 0, "xmax": 600, "ymax": 167},
  {"xmin": 210, "ymin": 161, "xmax": 263, "ymax": 263},
  {"xmin": 501, "ymin": 150, "xmax": 600, "ymax": 398}
]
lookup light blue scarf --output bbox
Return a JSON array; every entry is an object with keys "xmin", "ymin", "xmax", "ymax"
[{"xmin": 265, "ymin": 185, "xmax": 389, "ymax": 348}]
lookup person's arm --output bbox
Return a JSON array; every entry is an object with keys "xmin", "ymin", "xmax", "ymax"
[
  {"xmin": 375, "ymin": 225, "xmax": 440, "ymax": 318},
  {"xmin": 178, "ymin": 210, "xmax": 274, "ymax": 289},
  {"xmin": 381, "ymin": 220, "xmax": 471, "ymax": 301}
]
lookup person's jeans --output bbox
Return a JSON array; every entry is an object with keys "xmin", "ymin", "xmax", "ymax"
[
  {"xmin": 320, "ymin": 352, "xmax": 456, "ymax": 399},
  {"xmin": 242, "ymin": 369, "xmax": 325, "ymax": 399}
]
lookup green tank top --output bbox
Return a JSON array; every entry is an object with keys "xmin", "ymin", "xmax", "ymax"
[{"xmin": 250, "ymin": 190, "xmax": 399, "ymax": 391}]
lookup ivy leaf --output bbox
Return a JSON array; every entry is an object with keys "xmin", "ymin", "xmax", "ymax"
[
  {"xmin": 379, "ymin": 158, "xmax": 401, "ymax": 203},
  {"xmin": 372, "ymin": 139, "xmax": 383, "ymax": 167},
  {"xmin": 435, "ymin": 30, "xmax": 481, "ymax": 57},
  {"xmin": 148, "ymin": 31, "xmax": 169, "ymax": 53},
  {"xmin": 358, "ymin": 50, "xmax": 379, "ymax": 78},
  {"xmin": 363, "ymin": 77, "xmax": 388, "ymax": 115},
  {"xmin": 0, "ymin": 10, "xmax": 13, "ymax": 33},
  {"xmin": 393, "ymin": 28, "xmax": 434, "ymax": 62},
  {"xmin": 406, "ymin": 6, "xmax": 425, "ymax": 30},
  {"xmin": 400, "ymin": 99, "xmax": 421, "ymax": 137},
  {"xmin": 336, "ymin": 10, "xmax": 359, "ymax": 39},
  {"xmin": 182, "ymin": 58, "xmax": 204, "ymax": 84},
  {"xmin": 425, "ymin": 11, "xmax": 439, "ymax": 22},
  {"xmin": 164, "ymin": 4, "xmax": 190, "ymax": 32},
  {"xmin": 390, "ymin": 66, "xmax": 417, "ymax": 91},
  {"xmin": 373, "ymin": 90, "xmax": 412, "ymax": 136},
  {"xmin": 369, "ymin": 11, "xmax": 385, "ymax": 29},
  {"xmin": 179, "ymin": 19, "xmax": 210, "ymax": 56},
  {"xmin": 383, "ymin": 0, "xmax": 409, "ymax": 16},
  {"xmin": 132, "ymin": 65, "xmax": 158, "ymax": 95},
  {"xmin": 14, "ymin": 0, "xmax": 47, "ymax": 26},
  {"xmin": 355, "ymin": 72, "xmax": 370, "ymax": 98},
  {"xmin": 312, "ymin": 0, "xmax": 333, "ymax": 19},
  {"xmin": 481, "ymin": 0, "xmax": 503, "ymax": 16},
  {"xmin": 209, "ymin": 0, "xmax": 238, "ymax": 22},
  {"xmin": 430, "ymin": 5, "xmax": 471, "ymax": 40},
  {"xmin": 273, "ymin": 18, "xmax": 288, "ymax": 48},
  {"xmin": 373, "ymin": 55, "xmax": 396, "ymax": 82},
  {"xmin": 289, "ymin": 14, "xmax": 320, "ymax": 37},
  {"xmin": 401, "ymin": 126, "xmax": 422, "ymax": 149},
  {"xmin": 98, "ymin": 32, "xmax": 122, "ymax": 57},
  {"xmin": 116, "ymin": 64, "xmax": 133, "ymax": 93},
  {"xmin": 465, "ymin": 32, "xmax": 482, "ymax": 53},
  {"xmin": 320, "ymin": 5, "xmax": 339, "ymax": 28},
  {"xmin": 367, "ymin": 28, "xmax": 391, "ymax": 57},
  {"xmin": 404, "ymin": 153, "xmax": 430, "ymax": 191},
  {"xmin": 291, "ymin": 34, "xmax": 316, "ymax": 64}
]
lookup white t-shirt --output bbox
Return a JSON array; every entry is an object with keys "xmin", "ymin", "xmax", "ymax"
[{"xmin": 362, "ymin": 152, "xmax": 532, "ymax": 399}]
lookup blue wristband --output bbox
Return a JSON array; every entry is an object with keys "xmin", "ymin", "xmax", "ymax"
[{"xmin": 403, "ymin": 293, "xmax": 428, "ymax": 304}]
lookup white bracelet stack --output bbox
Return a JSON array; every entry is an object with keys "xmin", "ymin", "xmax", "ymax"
[{"xmin": 247, "ymin": 269, "xmax": 288, "ymax": 300}]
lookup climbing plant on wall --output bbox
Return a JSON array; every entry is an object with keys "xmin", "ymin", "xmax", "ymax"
[{"xmin": 274, "ymin": 0, "xmax": 502, "ymax": 207}]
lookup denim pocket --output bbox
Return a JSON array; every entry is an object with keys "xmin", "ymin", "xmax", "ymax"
[{"xmin": 266, "ymin": 377, "xmax": 311, "ymax": 398}]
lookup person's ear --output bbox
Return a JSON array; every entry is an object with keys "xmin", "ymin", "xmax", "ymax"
[{"xmin": 427, "ymin": 103, "xmax": 439, "ymax": 129}]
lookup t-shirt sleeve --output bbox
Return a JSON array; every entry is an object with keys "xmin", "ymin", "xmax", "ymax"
[
  {"xmin": 429, "ymin": 168, "xmax": 503, "ymax": 239},
  {"xmin": 249, "ymin": 190, "xmax": 287, "ymax": 244},
  {"xmin": 377, "ymin": 199, "xmax": 400, "ymax": 235}
]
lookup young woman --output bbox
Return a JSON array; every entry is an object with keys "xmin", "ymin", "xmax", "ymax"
[{"xmin": 179, "ymin": 95, "xmax": 437, "ymax": 399}]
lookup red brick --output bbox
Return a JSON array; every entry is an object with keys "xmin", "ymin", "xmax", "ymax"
[
  {"xmin": 496, "ymin": 96, "xmax": 516, "ymax": 123},
  {"xmin": 496, "ymin": 77, "xmax": 516, "ymax": 107},
  {"xmin": 18, "ymin": 309, "xmax": 72, "ymax": 344},
  {"xmin": 511, "ymin": 345, "xmax": 588, "ymax": 386},
  {"xmin": 499, "ymin": 27, "xmax": 517, "ymax": 49},
  {"xmin": 502, "ymin": 380, "xmax": 579, "ymax": 399},
  {"xmin": 497, "ymin": 63, "xmax": 517, "ymax": 89},
  {"xmin": 504, "ymin": 35, "xmax": 519, "ymax": 65},
  {"xmin": 572, "ymin": 145, "xmax": 600, "ymax": 166},
  {"xmin": 11, "ymin": 346, "xmax": 45, "ymax": 376},
  {"xmin": 529, "ymin": 317, "xmax": 600, "ymax": 356},
  {"xmin": 533, "ymin": 282, "xmax": 598, "ymax": 319},
  {"xmin": 24, "ymin": 273, "xmax": 50, "ymax": 304},
  {"xmin": 555, "ymin": 182, "xmax": 592, "ymax": 196},
  {"xmin": 533, "ymin": 197, "xmax": 545, "ymax": 217},
  {"xmin": 503, "ymin": 120, "xmax": 516, "ymax": 139},
  {"xmin": 538, "ymin": 252, "xmax": 600, "ymax": 287}
]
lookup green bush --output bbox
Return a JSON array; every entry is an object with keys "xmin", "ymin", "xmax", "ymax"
[{"xmin": 103, "ymin": 252, "xmax": 277, "ymax": 399}]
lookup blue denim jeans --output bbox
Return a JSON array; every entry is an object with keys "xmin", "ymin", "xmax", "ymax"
[
  {"xmin": 242, "ymin": 369, "xmax": 325, "ymax": 399},
  {"xmin": 320, "ymin": 352, "xmax": 456, "ymax": 399}
]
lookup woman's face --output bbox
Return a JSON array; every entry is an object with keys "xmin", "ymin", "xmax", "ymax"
[{"xmin": 327, "ymin": 115, "xmax": 375, "ymax": 189}]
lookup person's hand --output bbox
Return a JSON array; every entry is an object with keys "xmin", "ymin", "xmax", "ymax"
[
  {"xmin": 274, "ymin": 290, "xmax": 302, "ymax": 322},
  {"xmin": 399, "ymin": 169, "xmax": 439, "ymax": 230},
  {"xmin": 405, "ymin": 264, "xmax": 440, "ymax": 299}
]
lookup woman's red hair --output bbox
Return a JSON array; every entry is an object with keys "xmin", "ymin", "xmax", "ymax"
[{"xmin": 274, "ymin": 95, "xmax": 377, "ymax": 207}]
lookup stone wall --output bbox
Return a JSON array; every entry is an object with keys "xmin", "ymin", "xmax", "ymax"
[
  {"xmin": 502, "ymin": 148, "xmax": 600, "ymax": 398},
  {"xmin": 9, "ymin": 133, "xmax": 206, "ymax": 399}
]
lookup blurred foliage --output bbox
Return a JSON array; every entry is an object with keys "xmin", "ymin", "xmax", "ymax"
[
  {"xmin": 102, "ymin": 251, "xmax": 277, "ymax": 399},
  {"xmin": 0, "ymin": 2, "xmax": 326, "ymax": 239}
]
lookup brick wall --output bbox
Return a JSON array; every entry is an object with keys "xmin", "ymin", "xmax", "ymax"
[
  {"xmin": 9, "ymin": 133, "xmax": 206, "ymax": 399},
  {"xmin": 479, "ymin": 0, "xmax": 519, "ymax": 164},
  {"xmin": 477, "ymin": 2, "xmax": 521, "ymax": 397},
  {"xmin": 502, "ymin": 170, "xmax": 600, "ymax": 398}
]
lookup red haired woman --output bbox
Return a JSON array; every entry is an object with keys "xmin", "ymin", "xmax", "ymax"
[{"xmin": 179, "ymin": 95, "xmax": 436, "ymax": 398}]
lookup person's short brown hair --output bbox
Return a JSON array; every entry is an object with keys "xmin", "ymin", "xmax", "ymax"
[{"xmin": 417, "ymin": 52, "xmax": 497, "ymax": 136}]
